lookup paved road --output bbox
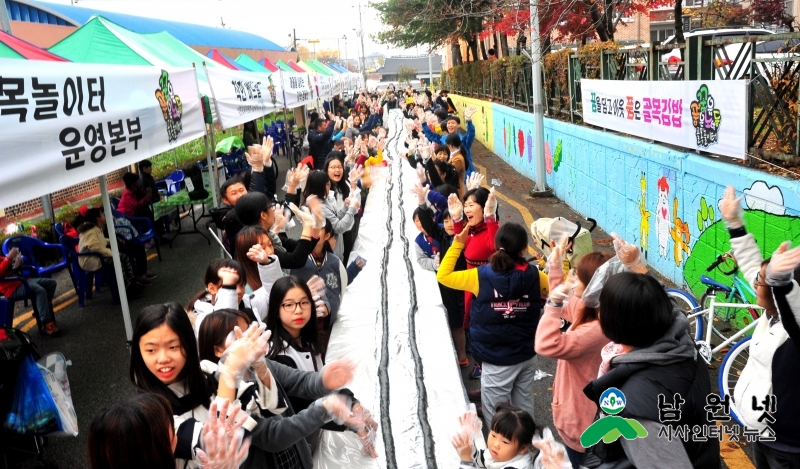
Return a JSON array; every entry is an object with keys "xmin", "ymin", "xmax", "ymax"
[{"xmin": 4, "ymin": 145, "xmax": 756, "ymax": 468}]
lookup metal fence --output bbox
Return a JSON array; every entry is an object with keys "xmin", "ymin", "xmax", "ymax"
[{"xmin": 445, "ymin": 32, "xmax": 800, "ymax": 162}]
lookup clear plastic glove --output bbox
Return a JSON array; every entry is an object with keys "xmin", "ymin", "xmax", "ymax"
[
  {"xmin": 196, "ymin": 399, "xmax": 251, "ymax": 469},
  {"xmin": 296, "ymin": 165, "xmax": 311, "ymax": 186},
  {"xmin": 321, "ymin": 359, "xmax": 355, "ymax": 390},
  {"xmin": 217, "ymin": 267, "xmax": 239, "ymax": 286},
  {"xmin": 218, "ymin": 324, "xmax": 271, "ymax": 386},
  {"xmin": 466, "ymin": 173, "xmax": 484, "ymax": 191},
  {"xmin": 246, "ymin": 243, "xmax": 273, "ymax": 264},
  {"xmin": 582, "ymin": 257, "xmax": 626, "ymax": 308},
  {"xmin": 532, "ymin": 427, "xmax": 572, "ymax": 469},
  {"xmin": 322, "ymin": 393, "xmax": 361, "ymax": 427},
  {"xmin": 307, "ymin": 275, "xmax": 326, "ymax": 299},
  {"xmin": 261, "ymin": 136, "xmax": 274, "ymax": 167},
  {"xmin": 547, "ymin": 237, "xmax": 569, "ymax": 267},
  {"xmin": 288, "ymin": 203, "xmax": 315, "ymax": 228},
  {"xmin": 271, "ymin": 209, "xmax": 288, "ymax": 234},
  {"xmin": 452, "ymin": 406, "xmax": 481, "ymax": 461},
  {"xmin": 483, "ymin": 187, "xmax": 497, "ymax": 218},
  {"xmin": 410, "ymin": 181, "xmax": 429, "ymax": 206},
  {"xmin": 349, "ymin": 165, "xmax": 364, "ymax": 187},
  {"xmin": 458, "ymin": 406, "xmax": 482, "ymax": 435},
  {"xmin": 408, "ymin": 139, "xmax": 418, "ymax": 154},
  {"xmin": 448, "ymin": 194, "xmax": 463, "ymax": 221},
  {"xmin": 416, "ymin": 164, "xmax": 427, "ymax": 184},
  {"xmin": 766, "ymin": 241, "xmax": 800, "ymax": 286},
  {"xmin": 464, "ymin": 105, "xmax": 477, "ymax": 120},
  {"xmin": 426, "ymin": 114, "xmax": 438, "ymax": 129},
  {"xmin": 245, "ymin": 148, "xmax": 263, "ymax": 172},
  {"xmin": 314, "ymin": 296, "xmax": 329, "ymax": 318},
  {"xmin": 549, "ymin": 272, "xmax": 578, "ymax": 304},
  {"xmin": 611, "ymin": 232, "xmax": 644, "ymax": 270},
  {"xmin": 285, "ymin": 168, "xmax": 298, "ymax": 192},
  {"xmin": 306, "ymin": 195, "xmax": 325, "ymax": 229},
  {"xmin": 346, "ymin": 194, "xmax": 361, "ymax": 212},
  {"xmin": 451, "ymin": 432, "xmax": 473, "ymax": 462},
  {"xmin": 718, "ymin": 186, "xmax": 744, "ymax": 230}
]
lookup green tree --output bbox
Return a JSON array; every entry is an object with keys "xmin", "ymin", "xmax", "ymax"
[
  {"xmin": 372, "ymin": 0, "xmax": 491, "ymax": 64},
  {"xmin": 397, "ymin": 65, "xmax": 418, "ymax": 84}
]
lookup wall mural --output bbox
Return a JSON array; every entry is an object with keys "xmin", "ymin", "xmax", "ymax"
[
  {"xmin": 450, "ymin": 94, "xmax": 800, "ymax": 297},
  {"xmin": 638, "ymin": 172, "xmax": 651, "ymax": 259}
]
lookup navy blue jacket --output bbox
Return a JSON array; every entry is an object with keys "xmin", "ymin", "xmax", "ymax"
[{"xmin": 470, "ymin": 264, "xmax": 541, "ymax": 366}]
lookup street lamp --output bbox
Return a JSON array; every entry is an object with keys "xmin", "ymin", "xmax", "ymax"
[
  {"xmin": 352, "ymin": 3, "xmax": 368, "ymax": 84},
  {"xmin": 307, "ymin": 39, "xmax": 320, "ymax": 60}
]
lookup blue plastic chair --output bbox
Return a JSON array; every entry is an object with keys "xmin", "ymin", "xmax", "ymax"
[
  {"xmin": 59, "ymin": 235, "xmax": 119, "ymax": 307},
  {"xmin": 54, "ymin": 222, "xmax": 66, "ymax": 238},
  {"xmin": 221, "ymin": 148, "xmax": 248, "ymax": 179},
  {"xmin": 111, "ymin": 211, "xmax": 162, "ymax": 261},
  {"xmin": 0, "ymin": 277, "xmax": 40, "ymax": 328},
  {"xmin": 2, "ymin": 236, "xmax": 75, "ymax": 289},
  {"xmin": 110, "ymin": 197, "xmax": 121, "ymax": 210},
  {"xmin": 165, "ymin": 170, "xmax": 185, "ymax": 195}
]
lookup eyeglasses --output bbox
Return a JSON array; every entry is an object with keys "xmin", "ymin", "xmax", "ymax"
[
  {"xmin": 754, "ymin": 272, "xmax": 770, "ymax": 289},
  {"xmin": 281, "ymin": 299, "xmax": 312, "ymax": 312}
]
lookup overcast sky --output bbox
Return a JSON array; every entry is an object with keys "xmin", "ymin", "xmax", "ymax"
[{"xmin": 45, "ymin": 0, "xmax": 437, "ymax": 58}]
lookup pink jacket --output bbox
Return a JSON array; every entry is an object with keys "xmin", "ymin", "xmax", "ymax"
[{"xmin": 534, "ymin": 265, "xmax": 608, "ymax": 452}]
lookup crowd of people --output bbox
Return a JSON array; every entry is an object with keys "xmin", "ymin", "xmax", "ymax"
[{"xmin": 76, "ymin": 86, "xmax": 800, "ymax": 469}]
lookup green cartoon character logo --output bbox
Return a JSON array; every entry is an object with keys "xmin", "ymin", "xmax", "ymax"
[
  {"xmin": 267, "ymin": 75, "xmax": 278, "ymax": 107},
  {"xmin": 155, "ymin": 70, "xmax": 183, "ymax": 143},
  {"xmin": 580, "ymin": 388, "xmax": 648, "ymax": 447}
]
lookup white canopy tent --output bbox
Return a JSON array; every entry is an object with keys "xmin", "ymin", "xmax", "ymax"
[{"xmin": 0, "ymin": 58, "xmax": 207, "ymax": 341}]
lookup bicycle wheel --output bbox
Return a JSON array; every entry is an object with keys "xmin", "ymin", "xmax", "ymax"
[
  {"xmin": 718, "ymin": 335, "xmax": 751, "ymax": 427},
  {"xmin": 666, "ymin": 289, "xmax": 703, "ymax": 342},
  {"xmin": 700, "ymin": 291, "xmax": 756, "ymax": 341}
]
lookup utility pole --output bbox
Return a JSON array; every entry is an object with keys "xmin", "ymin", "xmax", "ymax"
[
  {"xmin": 529, "ymin": 0, "xmax": 551, "ymax": 196},
  {"xmin": 428, "ymin": 53, "xmax": 433, "ymax": 90},
  {"xmin": 292, "ymin": 29, "xmax": 297, "ymax": 52},
  {"xmin": 0, "ymin": 0, "xmax": 11, "ymax": 34},
  {"xmin": 357, "ymin": 3, "xmax": 367, "ymax": 84}
]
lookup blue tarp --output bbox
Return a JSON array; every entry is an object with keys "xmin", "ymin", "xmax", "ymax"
[{"xmin": 37, "ymin": 1, "xmax": 285, "ymax": 50}]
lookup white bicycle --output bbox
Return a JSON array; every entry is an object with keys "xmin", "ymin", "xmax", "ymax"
[{"xmin": 667, "ymin": 255, "xmax": 764, "ymax": 427}]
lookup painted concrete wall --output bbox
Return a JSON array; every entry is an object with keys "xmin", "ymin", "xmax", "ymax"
[{"xmin": 451, "ymin": 94, "xmax": 800, "ymax": 299}]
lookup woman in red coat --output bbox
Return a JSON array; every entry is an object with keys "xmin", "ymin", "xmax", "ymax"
[{"xmin": 449, "ymin": 186, "xmax": 498, "ymax": 379}]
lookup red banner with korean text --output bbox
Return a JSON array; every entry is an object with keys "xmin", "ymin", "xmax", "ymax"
[{"xmin": 0, "ymin": 59, "xmax": 205, "ymax": 208}]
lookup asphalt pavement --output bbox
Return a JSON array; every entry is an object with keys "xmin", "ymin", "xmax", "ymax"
[{"xmin": 5, "ymin": 143, "xmax": 754, "ymax": 468}]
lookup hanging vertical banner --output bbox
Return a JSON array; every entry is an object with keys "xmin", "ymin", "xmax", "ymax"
[
  {"xmin": 0, "ymin": 59, "xmax": 205, "ymax": 209},
  {"xmin": 580, "ymin": 79, "xmax": 747, "ymax": 159},
  {"xmin": 320, "ymin": 74, "xmax": 333, "ymax": 99},
  {"xmin": 280, "ymin": 71, "xmax": 315, "ymax": 109},
  {"xmin": 204, "ymin": 66, "xmax": 280, "ymax": 129}
]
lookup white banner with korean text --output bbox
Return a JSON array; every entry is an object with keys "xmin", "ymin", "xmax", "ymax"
[
  {"xmin": 0, "ymin": 59, "xmax": 205, "ymax": 209},
  {"xmin": 204, "ymin": 66, "xmax": 281, "ymax": 130},
  {"xmin": 280, "ymin": 71, "xmax": 316, "ymax": 109},
  {"xmin": 580, "ymin": 79, "xmax": 747, "ymax": 159}
]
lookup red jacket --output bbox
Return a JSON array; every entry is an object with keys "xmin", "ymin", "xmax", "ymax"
[
  {"xmin": 453, "ymin": 215, "xmax": 499, "ymax": 328},
  {"xmin": 117, "ymin": 188, "xmax": 150, "ymax": 217},
  {"xmin": 0, "ymin": 256, "xmax": 21, "ymax": 299}
]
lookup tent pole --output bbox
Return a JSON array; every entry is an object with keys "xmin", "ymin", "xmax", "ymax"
[
  {"xmin": 172, "ymin": 148, "xmax": 179, "ymax": 170},
  {"xmin": 98, "ymin": 175, "xmax": 133, "ymax": 343},
  {"xmin": 204, "ymin": 132, "xmax": 218, "ymax": 206},
  {"xmin": 208, "ymin": 124, "xmax": 221, "ymax": 197}
]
